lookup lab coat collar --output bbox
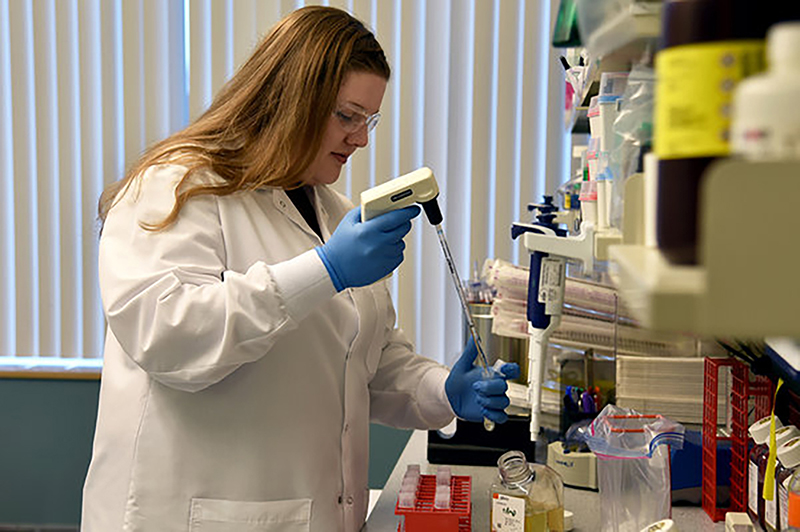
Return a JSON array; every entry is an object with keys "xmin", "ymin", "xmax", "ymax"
[
  {"xmin": 271, "ymin": 187, "xmax": 332, "ymax": 242},
  {"xmin": 311, "ymin": 187, "xmax": 333, "ymax": 240}
]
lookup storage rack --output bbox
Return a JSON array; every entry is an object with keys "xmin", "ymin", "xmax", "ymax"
[
  {"xmin": 394, "ymin": 474, "xmax": 472, "ymax": 532},
  {"xmin": 702, "ymin": 357, "xmax": 774, "ymax": 522}
]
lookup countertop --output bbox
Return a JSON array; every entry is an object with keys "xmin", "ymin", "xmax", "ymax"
[{"xmin": 363, "ymin": 430, "xmax": 727, "ymax": 531}]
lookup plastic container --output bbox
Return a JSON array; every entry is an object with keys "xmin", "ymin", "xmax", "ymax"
[
  {"xmin": 725, "ymin": 512, "xmax": 755, "ymax": 531},
  {"xmin": 588, "ymin": 96, "xmax": 601, "ymax": 139},
  {"xmin": 490, "ymin": 450, "xmax": 565, "ymax": 532},
  {"xmin": 748, "ymin": 415, "xmax": 784, "ymax": 528},
  {"xmin": 579, "ymin": 180, "xmax": 598, "ymax": 226},
  {"xmin": 778, "ymin": 437, "xmax": 800, "ymax": 532},
  {"xmin": 596, "ymin": 176, "xmax": 612, "ymax": 230},
  {"xmin": 643, "ymin": 152, "xmax": 659, "ymax": 248},
  {"xmin": 599, "ymin": 72, "xmax": 629, "ymax": 101},
  {"xmin": 398, "ymin": 464, "xmax": 421, "ymax": 509},
  {"xmin": 593, "ymin": 72, "xmax": 627, "ymax": 153},
  {"xmin": 586, "ymin": 138, "xmax": 601, "ymax": 181},
  {"xmin": 765, "ymin": 426, "xmax": 800, "ymax": 531},
  {"xmin": 731, "ymin": 22, "xmax": 800, "ymax": 160},
  {"xmin": 598, "ymin": 97, "xmax": 621, "ymax": 152}
]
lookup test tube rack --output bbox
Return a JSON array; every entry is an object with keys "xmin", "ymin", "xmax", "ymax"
[
  {"xmin": 394, "ymin": 474, "xmax": 472, "ymax": 532},
  {"xmin": 702, "ymin": 357, "xmax": 774, "ymax": 522}
]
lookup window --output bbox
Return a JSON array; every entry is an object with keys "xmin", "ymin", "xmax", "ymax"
[{"xmin": 0, "ymin": 0, "xmax": 564, "ymax": 371}]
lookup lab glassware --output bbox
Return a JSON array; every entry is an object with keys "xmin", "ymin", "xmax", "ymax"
[{"xmin": 490, "ymin": 450, "xmax": 565, "ymax": 532}]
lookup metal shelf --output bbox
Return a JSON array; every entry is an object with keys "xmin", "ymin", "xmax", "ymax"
[{"xmin": 609, "ymin": 160, "xmax": 800, "ymax": 337}]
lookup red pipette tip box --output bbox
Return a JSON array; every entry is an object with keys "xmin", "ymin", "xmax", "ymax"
[{"xmin": 394, "ymin": 474, "xmax": 472, "ymax": 532}]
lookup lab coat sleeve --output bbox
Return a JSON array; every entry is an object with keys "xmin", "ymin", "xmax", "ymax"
[
  {"xmin": 367, "ymin": 285, "xmax": 456, "ymax": 430},
  {"xmin": 99, "ymin": 165, "xmax": 336, "ymax": 392}
]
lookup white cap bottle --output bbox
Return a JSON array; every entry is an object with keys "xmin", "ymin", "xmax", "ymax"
[
  {"xmin": 731, "ymin": 22, "xmax": 800, "ymax": 160},
  {"xmin": 749, "ymin": 416, "xmax": 784, "ymax": 528},
  {"xmin": 768, "ymin": 427, "xmax": 800, "ymax": 530}
]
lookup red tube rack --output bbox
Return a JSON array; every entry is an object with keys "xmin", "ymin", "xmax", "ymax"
[
  {"xmin": 394, "ymin": 474, "xmax": 472, "ymax": 532},
  {"xmin": 702, "ymin": 357, "xmax": 774, "ymax": 522}
]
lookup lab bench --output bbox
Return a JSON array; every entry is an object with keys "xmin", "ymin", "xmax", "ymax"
[{"xmin": 362, "ymin": 430, "xmax": 725, "ymax": 532}]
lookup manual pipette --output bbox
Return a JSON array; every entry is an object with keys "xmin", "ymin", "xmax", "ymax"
[{"xmin": 433, "ymin": 224, "xmax": 496, "ymax": 432}]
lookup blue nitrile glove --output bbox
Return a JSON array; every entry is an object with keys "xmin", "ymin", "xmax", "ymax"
[
  {"xmin": 445, "ymin": 337, "xmax": 521, "ymax": 424},
  {"xmin": 316, "ymin": 205, "xmax": 421, "ymax": 291}
]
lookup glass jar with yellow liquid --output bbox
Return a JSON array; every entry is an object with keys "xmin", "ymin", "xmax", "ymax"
[{"xmin": 490, "ymin": 450, "xmax": 565, "ymax": 532}]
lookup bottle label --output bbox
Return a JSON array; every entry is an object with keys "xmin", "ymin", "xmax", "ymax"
[
  {"xmin": 492, "ymin": 493, "xmax": 525, "ymax": 532},
  {"xmin": 750, "ymin": 461, "xmax": 759, "ymax": 514},
  {"xmin": 791, "ymin": 490, "xmax": 800, "ymax": 527},
  {"xmin": 655, "ymin": 41, "xmax": 765, "ymax": 159},
  {"xmin": 766, "ymin": 477, "xmax": 778, "ymax": 527},
  {"xmin": 538, "ymin": 257, "xmax": 565, "ymax": 314},
  {"xmin": 733, "ymin": 125, "xmax": 800, "ymax": 161},
  {"xmin": 781, "ymin": 484, "xmax": 789, "ymax": 529}
]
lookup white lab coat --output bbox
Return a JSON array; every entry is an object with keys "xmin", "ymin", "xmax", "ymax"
[{"xmin": 81, "ymin": 164, "xmax": 455, "ymax": 532}]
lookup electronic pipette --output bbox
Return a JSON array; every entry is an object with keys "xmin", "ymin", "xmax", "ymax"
[{"xmin": 361, "ymin": 167, "xmax": 496, "ymax": 431}]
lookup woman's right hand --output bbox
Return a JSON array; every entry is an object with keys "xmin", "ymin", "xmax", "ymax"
[{"xmin": 316, "ymin": 205, "xmax": 420, "ymax": 291}]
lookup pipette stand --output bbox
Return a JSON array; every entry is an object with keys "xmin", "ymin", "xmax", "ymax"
[
  {"xmin": 512, "ymin": 196, "xmax": 598, "ymax": 445},
  {"xmin": 516, "ymin": 220, "xmax": 596, "ymax": 276}
]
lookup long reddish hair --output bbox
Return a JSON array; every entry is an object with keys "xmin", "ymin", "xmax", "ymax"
[{"xmin": 98, "ymin": 6, "xmax": 390, "ymax": 230}]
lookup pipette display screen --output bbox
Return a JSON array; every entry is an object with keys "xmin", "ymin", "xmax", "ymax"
[{"xmin": 390, "ymin": 189, "xmax": 413, "ymax": 202}]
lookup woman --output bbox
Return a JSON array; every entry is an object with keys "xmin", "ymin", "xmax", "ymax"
[{"xmin": 82, "ymin": 6, "xmax": 517, "ymax": 531}]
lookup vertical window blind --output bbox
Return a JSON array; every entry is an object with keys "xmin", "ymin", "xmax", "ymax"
[{"xmin": 0, "ymin": 0, "xmax": 565, "ymax": 368}]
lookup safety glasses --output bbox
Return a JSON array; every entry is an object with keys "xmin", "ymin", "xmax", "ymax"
[{"xmin": 332, "ymin": 103, "xmax": 381, "ymax": 134}]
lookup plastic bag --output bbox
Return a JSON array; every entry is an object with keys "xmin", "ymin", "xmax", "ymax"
[
  {"xmin": 608, "ymin": 64, "xmax": 655, "ymax": 229},
  {"xmin": 582, "ymin": 404, "xmax": 685, "ymax": 532}
]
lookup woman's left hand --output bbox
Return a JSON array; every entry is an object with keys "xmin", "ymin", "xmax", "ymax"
[{"xmin": 444, "ymin": 337, "xmax": 520, "ymax": 424}]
